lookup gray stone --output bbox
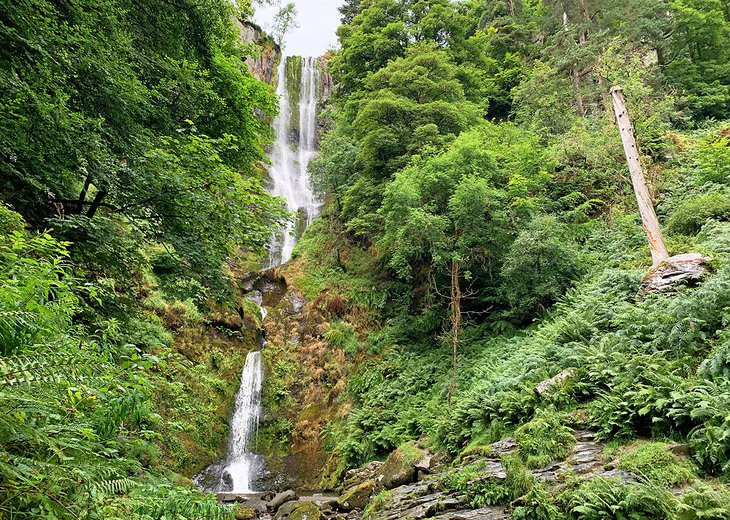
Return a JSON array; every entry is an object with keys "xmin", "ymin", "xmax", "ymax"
[
  {"xmin": 375, "ymin": 442, "xmax": 428, "ymax": 490},
  {"xmin": 337, "ymin": 480, "xmax": 376, "ymax": 512},
  {"xmin": 269, "ymin": 490, "xmax": 298, "ymax": 512},
  {"xmin": 535, "ymin": 368, "xmax": 576, "ymax": 396},
  {"xmin": 489, "ymin": 438, "xmax": 517, "ymax": 457},
  {"xmin": 640, "ymin": 253, "xmax": 709, "ymax": 294},
  {"xmin": 431, "ymin": 507, "xmax": 510, "ymax": 520},
  {"xmin": 342, "ymin": 461, "xmax": 384, "ymax": 490},
  {"xmin": 274, "ymin": 500, "xmax": 324, "ymax": 520}
]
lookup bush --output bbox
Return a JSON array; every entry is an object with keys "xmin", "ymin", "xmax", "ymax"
[
  {"xmin": 561, "ymin": 477, "xmax": 674, "ymax": 520},
  {"xmin": 668, "ymin": 192, "xmax": 730, "ymax": 235},
  {"xmin": 514, "ymin": 410, "xmax": 575, "ymax": 468},
  {"xmin": 617, "ymin": 442, "xmax": 694, "ymax": 486},
  {"xmin": 501, "ymin": 216, "xmax": 583, "ymax": 321}
]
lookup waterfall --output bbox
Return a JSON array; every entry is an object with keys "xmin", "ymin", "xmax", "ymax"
[
  {"xmin": 268, "ymin": 56, "xmax": 321, "ymax": 267},
  {"xmin": 219, "ymin": 351, "xmax": 264, "ymax": 493}
]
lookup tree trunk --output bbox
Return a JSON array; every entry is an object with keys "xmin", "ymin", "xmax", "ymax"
[
  {"xmin": 563, "ymin": 10, "xmax": 586, "ymax": 117},
  {"xmin": 448, "ymin": 259, "xmax": 461, "ymax": 407},
  {"xmin": 75, "ymin": 176, "xmax": 92, "ymax": 214},
  {"xmin": 507, "ymin": 0, "xmax": 515, "ymax": 16},
  {"xmin": 610, "ymin": 86, "xmax": 670, "ymax": 267},
  {"xmin": 86, "ymin": 190, "xmax": 108, "ymax": 219}
]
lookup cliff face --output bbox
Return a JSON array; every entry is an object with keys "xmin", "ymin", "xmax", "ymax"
[{"xmin": 234, "ymin": 18, "xmax": 280, "ymax": 85}]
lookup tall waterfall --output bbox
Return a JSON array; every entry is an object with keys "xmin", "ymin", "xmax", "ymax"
[
  {"xmin": 268, "ymin": 56, "xmax": 321, "ymax": 267},
  {"xmin": 219, "ymin": 351, "xmax": 264, "ymax": 493}
]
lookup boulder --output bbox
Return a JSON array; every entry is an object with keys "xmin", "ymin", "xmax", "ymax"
[
  {"xmin": 269, "ymin": 490, "xmax": 298, "ymax": 512},
  {"xmin": 274, "ymin": 500, "xmax": 324, "ymax": 520},
  {"xmin": 337, "ymin": 479, "xmax": 376, "ymax": 512},
  {"xmin": 535, "ymin": 368, "xmax": 576, "ymax": 397},
  {"xmin": 235, "ymin": 507, "xmax": 257, "ymax": 520},
  {"xmin": 342, "ymin": 460, "xmax": 384, "ymax": 490},
  {"xmin": 639, "ymin": 253, "xmax": 708, "ymax": 294},
  {"xmin": 375, "ymin": 442, "xmax": 429, "ymax": 490}
]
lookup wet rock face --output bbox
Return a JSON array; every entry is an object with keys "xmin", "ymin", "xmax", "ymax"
[{"xmin": 234, "ymin": 19, "xmax": 280, "ymax": 84}]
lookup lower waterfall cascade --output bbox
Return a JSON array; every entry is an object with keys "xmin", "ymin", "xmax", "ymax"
[
  {"xmin": 267, "ymin": 55, "xmax": 322, "ymax": 268},
  {"xmin": 218, "ymin": 350, "xmax": 264, "ymax": 493}
]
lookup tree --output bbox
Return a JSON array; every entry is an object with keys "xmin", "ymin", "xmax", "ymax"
[{"xmin": 271, "ymin": 2, "xmax": 299, "ymax": 46}]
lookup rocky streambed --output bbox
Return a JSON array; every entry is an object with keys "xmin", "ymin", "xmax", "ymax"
[{"xmin": 216, "ymin": 428, "xmax": 658, "ymax": 520}]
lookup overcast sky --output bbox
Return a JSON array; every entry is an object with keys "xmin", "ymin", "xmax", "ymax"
[{"xmin": 254, "ymin": 0, "xmax": 343, "ymax": 57}]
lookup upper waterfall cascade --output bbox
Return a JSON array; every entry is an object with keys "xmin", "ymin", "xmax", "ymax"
[{"xmin": 268, "ymin": 56, "xmax": 322, "ymax": 267}]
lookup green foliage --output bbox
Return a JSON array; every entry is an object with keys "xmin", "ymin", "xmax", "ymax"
[
  {"xmin": 0, "ymin": 0, "xmax": 285, "ymax": 299},
  {"xmin": 501, "ymin": 216, "xmax": 583, "ymax": 321},
  {"xmin": 668, "ymin": 192, "xmax": 730, "ymax": 235},
  {"xmin": 617, "ymin": 442, "xmax": 694, "ymax": 487},
  {"xmin": 514, "ymin": 410, "xmax": 575, "ymax": 469},
  {"xmin": 324, "ymin": 321, "xmax": 362, "ymax": 356},
  {"xmin": 562, "ymin": 477, "xmax": 674, "ymax": 520},
  {"xmin": 675, "ymin": 481, "xmax": 730, "ymax": 520}
]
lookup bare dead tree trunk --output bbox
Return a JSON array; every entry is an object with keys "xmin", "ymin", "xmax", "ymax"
[
  {"xmin": 507, "ymin": 0, "xmax": 515, "ymax": 16},
  {"xmin": 448, "ymin": 259, "xmax": 461, "ymax": 407},
  {"xmin": 610, "ymin": 86, "xmax": 670, "ymax": 267},
  {"xmin": 563, "ymin": 10, "xmax": 586, "ymax": 117}
]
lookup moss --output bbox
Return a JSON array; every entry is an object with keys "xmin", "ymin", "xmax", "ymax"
[
  {"xmin": 338, "ymin": 480, "xmax": 376, "ymax": 512},
  {"xmin": 376, "ymin": 441, "xmax": 425, "ymax": 489},
  {"xmin": 285, "ymin": 56, "xmax": 302, "ymax": 134},
  {"xmin": 362, "ymin": 489, "xmax": 393, "ymax": 519},
  {"xmin": 617, "ymin": 442, "xmax": 695, "ymax": 487}
]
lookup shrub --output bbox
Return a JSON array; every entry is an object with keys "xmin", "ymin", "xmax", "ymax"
[
  {"xmin": 501, "ymin": 216, "xmax": 583, "ymax": 321},
  {"xmin": 561, "ymin": 477, "xmax": 674, "ymax": 520},
  {"xmin": 514, "ymin": 410, "xmax": 576, "ymax": 468},
  {"xmin": 668, "ymin": 192, "xmax": 730, "ymax": 235}
]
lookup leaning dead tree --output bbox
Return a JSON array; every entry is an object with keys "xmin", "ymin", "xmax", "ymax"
[
  {"xmin": 611, "ymin": 85, "xmax": 707, "ymax": 292},
  {"xmin": 610, "ymin": 86, "xmax": 670, "ymax": 268}
]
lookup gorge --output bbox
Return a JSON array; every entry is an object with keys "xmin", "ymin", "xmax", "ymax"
[{"xmin": 2, "ymin": 1, "xmax": 730, "ymax": 519}]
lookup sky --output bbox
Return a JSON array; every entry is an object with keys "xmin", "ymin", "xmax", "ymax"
[{"xmin": 254, "ymin": 0, "xmax": 343, "ymax": 57}]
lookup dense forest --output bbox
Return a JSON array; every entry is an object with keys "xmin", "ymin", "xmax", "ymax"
[{"xmin": 1, "ymin": 0, "xmax": 730, "ymax": 518}]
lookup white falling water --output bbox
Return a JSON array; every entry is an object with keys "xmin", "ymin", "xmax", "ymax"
[
  {"xmin": 268, "ymin": 56, "xmax": 321, "ymax": 267},
  {"xmin": 219, "ymin": 351, "xmax": 264, "ymax": 493}
]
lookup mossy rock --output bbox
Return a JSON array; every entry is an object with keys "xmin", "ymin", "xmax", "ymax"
[
  {"xmin": 235, "ymin": 507, "xmax": 257, "ymax": 520},
  {"xmin": 338, "ymin": 479, "xmax": 376, "ymax": 512},
  {"xmin": 274, "ymin": 500, "xmax": 323, "ymax": 520},
  {"xmin": 375, "ymin": 441, "xmax": 427, "ymax": 490}
]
